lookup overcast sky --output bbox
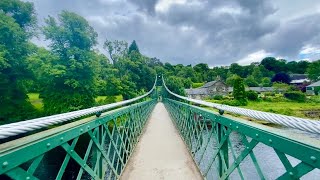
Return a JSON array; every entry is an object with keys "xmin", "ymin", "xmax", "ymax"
[{"xmin": 27, "ymin": 0, "xmax": 320, "ymax": 66}]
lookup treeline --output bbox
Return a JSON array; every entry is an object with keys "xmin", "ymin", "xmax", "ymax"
[
  {"xmin": 159, "ymin": 57, "xmax": 320, "ymax": 95},
  {"xmin": 0, "ymin": 0, "xmax": 156, "ymax": 123},
  {"xmin": 1, "ymin": 0, "xmax": 320, "ymax": 124}
]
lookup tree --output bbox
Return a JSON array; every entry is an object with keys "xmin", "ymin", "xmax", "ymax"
[
  {"xmin": 26, "ymin": 46, "xmax": 59, "ymax": 92},
  {"xmin": 165, "ymin": 76, "xmax": 186, "ymax": 96},
  {"xmin": 194, "ymin": 63, "xmax": 209, "ymax": 81},
  {"xmin": 261, "ymin": 77, "xmax": 271, "ymax": 87},
  {"xmin": 233, "ymin": 77, "xmax": 247, "ymax": 105},
  {"xmin": 261, "ymin": 57, "xmax": 287, "ymax": 73},
  {"xmin": 0, "ymin": 0, "xmax": 37, "ymax": 123},
  {"xmin": 128, "ymin": 40, "xmax": 140, "ymax": 54},
  {"xmin": 147, "ymin": 57, "xmax": 163, "ymax": 67},
  {"xmin": 307, "ymin": 60, "xmax": 320, "ymax": 81},
  {"xmin": 230, "ymin": 63, "xmax": 245, "ymax": 77},
  {"xmin": 103, "ymin": 39, "xmax": 127, "ymax": 65},
  {"xmin": 287, "ymin": 60, "xmax": 310, "ymax": 74},
  {"xmin": 226, "ymin": 74, "xmax": 240, "ymax": 86},
  {"xmin": 0, "ymin": 0, "xmax": 36, "ymax": 31},
  {"xmin": 41, "ymin": 11, "xmax": 98, "ymax": 114},
  {"xmin": 252, "ymin": 66, "xmax": 263, "ymax": 83},
  {"xmin": 245, "ymin": 75, "xmax": 259, "ymax": 87},
  {"xmin": 271, "ymin": 72, "xmax": 291, "ymax": 84}
]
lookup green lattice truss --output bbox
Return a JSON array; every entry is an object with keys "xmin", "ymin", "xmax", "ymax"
[
  {"xmin": 164, "ymin": 98, "xmax": 320, "ymax": 180},
  {"xmin": 0, "ymin": 99, "xmax": 156, "ymax": 180}
]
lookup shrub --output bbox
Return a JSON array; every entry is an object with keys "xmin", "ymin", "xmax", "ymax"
[
  {"xmin": 213, "ymin": 95, "xmax": 223, "ymax": 100},
  {"xmin": 192, "ymin": 82, "xmax": 204, "ymax": 88},
  {"xmin": 271, "ymin": 72, "xmax": 291, "ymax": 84},
  {"xmin": 246, "ymin": 90, "xmax": 258, "ymax": 101},
  {"xmin": 309, "ymin": 96, "xmax": 320, "ymax": 103},
  {"xmin": 262, "ymin": 96, "xmax": 273, "ymax": 102},
  {"xmin": 233, "ymin": 77, "xmax": 246, "ymax": 101},
  {"xmin": 315, "ymin": 87, "xmax": 320, "ymax": 95},
  {"xmin": 264, "ymin": 92, "xmax": 275, "ymax": 96},
  {"xmin": 222, "ymin": 99, "xmax": 248, "ymax": 106},
  {"xmin": 261, "ymin": 77, "xmax": 271, "ymax": 87},
  {"xmin": 284, "ymin": 91, "xmax": 306, "ymax": 102},
  {"xmin": 96, "ymin": 96, "xmax": 116, "ymax": 105}
]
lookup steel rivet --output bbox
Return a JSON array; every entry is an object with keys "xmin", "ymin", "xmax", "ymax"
[
  {"xmin": 60, "ymin": 137, "xmax": 64, "ymax": 141},
  {"xmin": 310, "ymin": 156, "xmax": 317, "ymax": 162},
  {"xmin": 80, "ymin": 129, "xmax": 83, "ymax": 132},
  {"xmin": 269, "ymin": 139, "xmax": 273, "ymax": 143},
  {"xmin": 246, "ymin": 147, "xmax": 250, "ymax": 150},
  {"xmin": 83, "ymin": 164, "xmax": 86, "ymax": 167},
  {"xmin": 47, "ymin": 143, "xmax": 51, "ymax": 147},
  {"xmin": 236, "ymin": 126, "xmax": 239, "ymax": 129},
  {"xmin": 70, "ymin": 150, "xmax": 74, "ymax": 153},
  {"xmin": 229, "ymin": 123, "xmax": 232, "ymax": 126},
  {"xmin": 26, "ymin": 177, "xmax": 30, "ymax": 180},
  {"xmin": 2, "ymin": 161, "xmax": 8, "ymax": 168},
  {"xmin": 87, "ymin": 126, "xmax": 90, "ymax": 129},
  {"xmin": 255, "ymin": 134, "xmax": 259, "ymax": 137},
  {"xmin": 289, "ymin": 172, "xmax": 294, "ymax": 176},
  {"xmin": 93, "ymin": 136, "xmax": 96, "ymax": 138}
]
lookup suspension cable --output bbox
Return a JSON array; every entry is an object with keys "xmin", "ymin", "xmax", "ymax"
[
  {"xmin": 162, "ymin": 77, "xmax": 320, "ymax": 134},
  {"xmin": 0, "ymin": 77, "xmax": 157, "ymax": 139}
]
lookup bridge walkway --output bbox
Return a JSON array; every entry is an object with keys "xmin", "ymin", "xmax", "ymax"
[{"xmin": 120, "ymin": 102, "xmax": 202, "ymax": 180}]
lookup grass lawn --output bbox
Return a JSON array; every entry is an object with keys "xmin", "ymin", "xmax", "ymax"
[
  {"xmin": 27, "ymin": 93, "xmax": 43, "ymax": 110},
  {"xmin": 241, "ymin": 101, "xmax": 320, "ymax": 119},
  {"xmin": 205, "ymin": 98, "xmax": 320, "ymax": 119},
  {"xmin": 27, "ymin": 93, "xmax": 124, "ymax": 110},
  {"xmin": 95, "ymin": 95, "xmax": 123, "ymax": 102}
]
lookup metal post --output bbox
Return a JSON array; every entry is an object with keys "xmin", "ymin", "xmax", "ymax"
[{"xmin": 218, "ymin": 123, "xmax": 228, "ymax": 179}]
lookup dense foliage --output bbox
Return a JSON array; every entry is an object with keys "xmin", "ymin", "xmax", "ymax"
[
  {"xmin": 246, "ymin": 90, "xmax": 259, "ymax": 101},
  {"xmin": 0, "ymin": 0, "xmax": 37, "ymax": 123},
  {"xmin": 232, "ymin": 77, "xmax": 248, "ymax": 106},
  {"xmin": 284, "ymin": 91, "xmax": 307, "ymax": 102},
  {"xmin": 40, "ymin": 11, "xmax": 98, "ymax": 114},
  {"xmin": 0, "ymin": 0, "xmax": 319, "ymax": 124},
  {"xmin": 271, "ymin": 72, "xmax": 291, "ymax": 84}
]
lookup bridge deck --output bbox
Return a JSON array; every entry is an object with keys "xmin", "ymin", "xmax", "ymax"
[{"xmin": 121, "ymin": 102, "xmax": 202, "ymax": 180}]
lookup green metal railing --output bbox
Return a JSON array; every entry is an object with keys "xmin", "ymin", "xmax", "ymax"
[
  {"xmin": 0, "ymin": 99, "xmax": 157, "ymax": 180},
  {"xmin": 164, "ymin": 98, "xmax": 320, "ymax": 179}
]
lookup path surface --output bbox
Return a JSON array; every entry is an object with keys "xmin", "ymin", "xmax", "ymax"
[{"xmin": 120, "ymin": 103, "xmax": 202, "ymax": 180}]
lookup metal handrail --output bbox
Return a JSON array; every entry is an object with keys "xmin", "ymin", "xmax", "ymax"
[
  {"xmin": 162, "ymin": 76, "xmax": 320, "ymax": 134},
  {"xmin": 0, "ymin": 76, "xmax": 157, "ymax": 139}
]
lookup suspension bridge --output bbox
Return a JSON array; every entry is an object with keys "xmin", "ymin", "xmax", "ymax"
[{"xmin": 0, "ymin": 76, "xmax": 319, "ymax": 180}]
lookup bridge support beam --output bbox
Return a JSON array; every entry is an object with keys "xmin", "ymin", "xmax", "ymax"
[{"xmin": 218, "ymin": 123, "xmax": 229, "ymax": 179}]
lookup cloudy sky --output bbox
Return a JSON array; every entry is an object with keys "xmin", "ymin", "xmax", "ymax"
[{"xmin": 27, "ymin": 0, "xmax": 320, "ymax": 66}]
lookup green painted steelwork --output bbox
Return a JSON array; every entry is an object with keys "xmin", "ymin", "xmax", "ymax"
[
  {"xmin": 0, "ymin": 99, "xmax": 157, "ymax": 180},
  {"xmin": 163, "ymin": 98, "xmax": 320, "ymax": 180}
]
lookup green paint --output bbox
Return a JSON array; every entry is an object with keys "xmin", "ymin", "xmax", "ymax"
[
  {"xmin": 0, "ymin": 99, "xmax": 156, "ymax": 179},
  {"xmin": 163, "ymin": 96, "xmax": 320, "ymax": 180}
]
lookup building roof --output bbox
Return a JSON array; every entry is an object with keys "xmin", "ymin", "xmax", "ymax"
[
  {"xmin": 290, "ymin": 79, "xmax": 310, "ymax": 84},
  {"xmin": 307, "ymin": 81, "xmax": 320, "ymax": 87},
  {"xmin": 202, "ymin": 81, "xmax": 218, "ymax": 88},
  {"xmin": 185, "ymin": 88, "xmax": 208, "ymax": 95},
  {"xmin": 248, "ymin": 87, "xmax": 274, "ymax": 92},
  {"xmin": 290, "ymin": 74, "xmax": 308, "ymax": 80},
  {"xmin": 228, "ymin": 87, "xmax": 274, "ymax": 92}
]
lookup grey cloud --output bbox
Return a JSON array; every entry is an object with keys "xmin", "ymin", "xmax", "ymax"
[
  {"xmin": 128, "ymin": 0, "xmax": 159, "ymax": 14},
  {"xmin": 261, "ymin": 13, "xmax": 320, "ymax": 58},
  {"xmin": 155, "ymin": 0, "xmax": 279, "ymax": 63},
  {"xmin": 26, "ymin": 0, "xmax": 320, "ymax": 66}
]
